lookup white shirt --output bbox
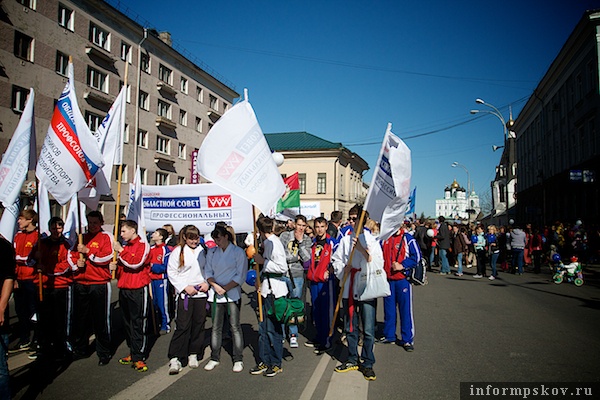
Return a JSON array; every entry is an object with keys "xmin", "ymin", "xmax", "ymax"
[
  {"xmin": 167, "ymin": 245, "xmax": 207, "ymax": 298},
  {"xmin": 205, "ymin": 243, "xmax": 247, "ymax": 303},
  {"xmin": 260, "ymin": 235, "xmax": 288, "ymax": 299}
]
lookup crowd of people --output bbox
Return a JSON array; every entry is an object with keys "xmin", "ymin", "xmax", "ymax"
[{"xmin": 1, "ymin": 204, "xmax": 597, "ymax": 393}]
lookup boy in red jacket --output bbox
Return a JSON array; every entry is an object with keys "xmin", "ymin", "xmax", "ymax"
[
  {"xmin": 110, "ymin": 220, "xmax": 150, "ymax": 372},
  {"xmin": 148, "ymin": 228, "xmax": 171, "ymax": 334},
  {"xmin": 32, "ymin": 217, "xmax": 73, "ymax": 360}
]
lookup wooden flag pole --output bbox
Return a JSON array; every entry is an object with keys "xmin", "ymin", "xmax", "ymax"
[
  {"xmin": 34, "ymin": 179, "xmax": 43, "ymax": 302},
  {"xmin": 111, "ymin": 62, "xmax": 128, "ymax": 279},
  {"xmin": 328, "ymin": 210, "xmax": 367, "ymax": 338},
  {"xmin": 252, "ymin": 207, "xmax": 263, "ymax": 322}
]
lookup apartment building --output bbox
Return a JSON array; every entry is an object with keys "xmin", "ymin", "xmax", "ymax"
[
  {"xmin": 265, "ymin": 132, "xmax": 369, "ymax": 219},
  {"xmin": 0, "ymin": 0, "xmax": 238, "ymax": 223}
]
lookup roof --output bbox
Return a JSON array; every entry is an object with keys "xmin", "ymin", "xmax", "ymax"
[{"xmin": 265, "ymin": 132, "xmax": 343, "ymax": 151}]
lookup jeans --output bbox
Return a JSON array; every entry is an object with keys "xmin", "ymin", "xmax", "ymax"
[
  {"xmin": 343, "ymin": 298, "xmax": 376, "ymax": 368},
  {"xmin": 210, "ymin": 301, "xmax": 243, "ymax": 362},
  {"xmin": 0, "ymin": 334, "xmax": 9, "ymax": 400},
  {"xmin": 512, "ymin": 248, "xmax": 524, "ymax": 274},
  {"xmin": 282, "ymin": 276, "xmax": 304, "ymax": 338},
  {"xmin": 456, "ymin": 253, "xmax": 463, "ymax": 274},
  {"xmin": 439, "ymin": 248, "xmax": 450, "ymax": 273},
  {"xmin": 382, "ymin": 279, "xmax": 414, "ymax": 344},
  {"xmin": 490, "ymin": 252, "xmax": 499, "ymax": 277},
  {"xmin": 429, "ymin": 247, "xmax": 436, "ymax": 268},
  {"xmin": 259, "ymin": 296, "xmax": 283, "ymax": 368}
]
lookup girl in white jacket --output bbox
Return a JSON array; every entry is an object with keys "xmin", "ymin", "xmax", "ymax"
[{"xmin": 166, "ymin": 225, "xmax": 209, "ymax": 375}]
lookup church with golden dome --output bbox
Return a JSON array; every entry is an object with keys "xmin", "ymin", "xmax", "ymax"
[{"xmin": 435, "ymin": 179, "xmax": 481, "ymax": 221}]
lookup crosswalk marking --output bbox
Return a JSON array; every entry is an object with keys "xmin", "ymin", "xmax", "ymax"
[
  {"xmin": 323, "ymin": 368, "xmax": 369, "ymax": 400},
  {"xmin": 298, "ymin": 355, "xmax": 332, "ymax": 400}
]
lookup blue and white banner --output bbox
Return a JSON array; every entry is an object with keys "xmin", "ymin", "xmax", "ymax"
[{"xmin": 140, "ymin": 183, "xmax": 254, "ymax": 234}]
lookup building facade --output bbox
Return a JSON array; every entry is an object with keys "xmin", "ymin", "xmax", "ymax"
[
  {"xmin": 265, "ymin": 132, "xmax": 369, "ymax": 219},
  {"xmin": 514, "ymin": 10, "xmax": 600, "ymax": 226},
  {"xmin": 435, "ymin": 179, "xmax": 481, "ymax": 221},
  {"xmin": 0, "ymin": 0, "xmax": 238, "ymax": 223}
]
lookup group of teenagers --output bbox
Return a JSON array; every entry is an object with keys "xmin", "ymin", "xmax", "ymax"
[{"xmin": 0, "ymin": 203, "xmax": 423, "ymax": 385}]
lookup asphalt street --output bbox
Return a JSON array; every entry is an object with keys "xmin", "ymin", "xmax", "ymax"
[{"xmin": 7, "ymin": 264, "xmax": 600, "ymax": 400}]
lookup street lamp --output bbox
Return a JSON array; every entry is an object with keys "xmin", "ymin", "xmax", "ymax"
[{"xmin": 451, "ymin": 161, "xmax": 470, "ymax": 195}]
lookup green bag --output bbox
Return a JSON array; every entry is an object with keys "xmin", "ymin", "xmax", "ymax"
[{"xmin": 269, "ymin": 297, "xmax": 305, "ymax": 325}]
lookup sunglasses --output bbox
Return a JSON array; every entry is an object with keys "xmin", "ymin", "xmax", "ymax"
[{"xmin": 348, "ymin": 216, "xmax": 358, "ymax": 221}]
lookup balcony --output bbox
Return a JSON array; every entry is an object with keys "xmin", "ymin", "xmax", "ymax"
[
  {"xmin": 83, "ymin": 89, "xmax": 114, "ymax": 106},
  {"xmin": 85, "ymin": 45, "xmax": 116, "ymax": 63},
  {"xmin": 157, "ymin": 81, "xmax": 177, "ymax": 97},
  {"xmin": 207, "ymin": 109, "xmax": 222, "ymax": 122},
  {"xmin": 155, "ymin": 116, "xmax": 177, "ymax": 130}
]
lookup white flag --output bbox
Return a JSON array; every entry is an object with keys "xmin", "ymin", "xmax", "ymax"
[
  {"xmin": 196, "ymin": 92, "xmax": 285, "ymax": 214},
  {"xmin": 126, "ymin": 166, "xmax": 147, "ymax": 243},
  {"xmin": 0, "ymin": 199, "xmax": 20, "ymax": 241},
  {"xmin": 0, "ymin": 89, "xmax": 36, "ymax": 208},
  {"xmin": 63, "ymin": 193, "xmax": 87, "ymax": 247},
  {"xmin": 79, "ymin": 86, "xmax": 126, "ymax": 209},
  {"xmin": 34, "ymin": 181, "xmax": 52, "ymax": 237},
  {"xmin": 364, "ymin": 123, "xmax": 412, "ymax": 241},
  {"xmin": 36, "ymin": 62, "xmax": 104, "ymax": 205}
]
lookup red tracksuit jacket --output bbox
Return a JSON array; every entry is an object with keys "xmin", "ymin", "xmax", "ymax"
[{"xmin": 117, "ymin": 236, "xmax": 150, "ymax": 290}]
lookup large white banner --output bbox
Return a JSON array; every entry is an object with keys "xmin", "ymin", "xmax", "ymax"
[
  {"xmin": 140, "ymin": 183, "xmax": 254, "ymax": 234},
  {"xmin": 196, "ymin": 94, "xmax": 285, "ymax": 214},
  {"xmin": 36, "ymin": 63, "xmax": 104, "ymax": 205}
]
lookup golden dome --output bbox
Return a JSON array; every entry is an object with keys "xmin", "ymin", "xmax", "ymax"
[{"xmin": 451, "ymin": 179, "xmax": 460, "ymax": 189}]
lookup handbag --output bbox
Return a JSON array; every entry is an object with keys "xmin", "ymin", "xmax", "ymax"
[{"xmin": 354, "ymin": 259, "xmax": 390, "ymax": 301}]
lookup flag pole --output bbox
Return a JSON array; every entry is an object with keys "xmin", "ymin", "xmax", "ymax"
[
  {"xmin": 112, "ymin": 62, "xmax": 128, "ymax": 279},
  {"xmin": 328, "ymin": 209, "xmax": 367, "ymax": 338},
  {"xmin": 35, "ymin": 179, "xmax": 43, "ymax": 302},
  {"xmin": 252, "ymin": 206, "xmax": 263, "ymax": 322}
]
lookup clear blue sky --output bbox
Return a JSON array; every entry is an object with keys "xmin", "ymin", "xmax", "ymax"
[{"xmin": 110, "ymin": 0, "xmax": 600, "ymax": 217}]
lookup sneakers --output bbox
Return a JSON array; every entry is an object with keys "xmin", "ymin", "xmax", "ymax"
[
  {"xmin": 376, "ymin": 337, "xmax": 394, "ymax": 344},
  {"xmin": 233, "ymin": 361, "xmax": 244, "ymax": 373},
  {"xmin": 304, "ymin": 340, "xmax": 316, "ymax": 348},
  {"xmin": 118, "ymin": 355, "xmax": 133, "ymax": 365},
  {"xmin": 455, "ymin": 272, "xmax": 463, "ymax": 277},
  {"xmin": 473, "ymin": 274, "xmax": 483, "ymax": 279},
  {"xmin": 289, "ymin": 336, "xmax": 298, "ymax": 348},
  {"xmin": 249, "ymin": 362, "xmax": 268, "ymax": 375},
  {"xmin": 263, "ymin": 365, "xmax": 282, "ymax": 377},
  {"xmin": 188, "ymin": 354, "xmax": 200, "ymax": 369},
  {"xmin": 9, "ymin": 341, "xmax": 31, "ymax": 354},
  {"xmin": 27, "ymin": 351, "xmax": 40, "ymax": 361},
  {"xmin": 466, "ymin": 264, "xmax": 472, "ymax": 269},
  {"xmin": 488, "ymin": 275, "xmax": 496, "ymax": 281},
  {"xmin": 132, "ymin": 360, "xmax": 148, "ymax": 372},
  {"xmin": 169, "ymin": 358, "xmax": 183, "ymax": 375},
  {"xmin": 314, "ymin": 345, "xmax": 331, "ymax": 355},
  {"xmin": 203, "ymin": 359, "xmax": 219, "ymax": 371},
  {"xmin": 334, "ymin": 362, "xmax": 359, "ymax": 373},
  {"xmin": 403, "ymin": 343, "xmax": 415, "ymax": 352},
  {"xmin": 362, "ymin": 367, "xmax": 376, "ymax": 381}
]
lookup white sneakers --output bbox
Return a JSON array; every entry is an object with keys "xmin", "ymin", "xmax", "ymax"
[
  {"xmin": 232, "ymin": 361, "xmax": 244, "ymax": 373},
  {"xmin": 188, "ymin": 354, "xmax": 199, "ymax": 368},
  {"xmin": 169, "ymin": 358, "xmax": 183, "ymax": 375},
  {"xmin": 489, "ymin": 275, "xmax": 496, "ymax": 280},
  {"xmin": 204, "ymin": 360, "xmax": 220, "ymax": 371},
  {"xmin": 473, "ymin": 274, "xmax": 483, "ymax": 278},
  {"xmin": 290, "ymin": 336, "xmax": 298, "ymax": 348}
]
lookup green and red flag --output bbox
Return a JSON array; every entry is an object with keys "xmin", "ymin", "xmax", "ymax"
[{"xmin": 276, "ymin": 172, "xmax": 300, "ymax": 212}]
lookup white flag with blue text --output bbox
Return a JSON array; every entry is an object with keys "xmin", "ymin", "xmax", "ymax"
[{"xmin": 126, "ymin": 166, "xmax": 147, "ymax": 243}]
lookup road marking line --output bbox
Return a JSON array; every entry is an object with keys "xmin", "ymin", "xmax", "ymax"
[
  {"xmin": 109, "ymin": 348, "xmax": 209, "ymax": 400},
  {"xmin": 298, "ymin": 355, "xmax": 332, "ymax": 400},
  {"xmin": 323, "ymin": 368, "xmax": 369, "ymax": 400}
]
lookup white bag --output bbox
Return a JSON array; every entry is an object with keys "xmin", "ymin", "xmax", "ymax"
[{"xmin": 352, "ymin": 233, "xmax": 390, "ymax": 301}]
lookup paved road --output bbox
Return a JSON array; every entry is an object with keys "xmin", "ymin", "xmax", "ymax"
[{"xmin": 8, "ymin": 265, "xmax": 600, "ymax": 399}]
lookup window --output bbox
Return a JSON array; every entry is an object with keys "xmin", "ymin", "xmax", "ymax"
[
  {"xmin": 55, "ymin": 51, "xmax": 68, "ymax": 75},
  {"xmin": 157, "ymin": 100, "xmax": 171, "ymax": 119},
  {"xmin": 156, "ymin": 172, "xmax": 169, "ymax": 186},
  {"xmin": 178, "ymin": 143, "xmax": 186, "ymax": 159},
  {"xmin": 119, "ymin": 81, "xmax": 131, "ymax": 103},
  {"xmin": 179, "ymin": 110, "xmax": 187, "ymax": 126},
  {"xmin": 87, "ymin": 66, "xmax": 108, "ymax": 93},
  {"xmin": 158, "ymin": 64, "xmax": 172, "ymax": 85},
  {"xmin": 89, "ymin": 22, "xmax": 110, "ymax": 51},
  {"xmin": 156, "ymin": 136, "xmax": 170, "ymax": 155},
  {"xmin": 222, "ymin": 101, "xmax": 228, "ymax": 113},
  {"xmin": 123, "ymin": 124, "xmax": 130, "ymax": 143},
  {"xmin": 209, "ymin": 94, "xmax": 218, "ymax": 110},
  {"xmin": 14, "ymin": 31, "xmax": 34, "ymax": 62},
  {"xmin": 139, "ymin": 91, "xmax": 149, "ymax": 110},
  {"xmin": 121, "ymin": 164, "xmax": 128, "ymax": 183},
  {"xmin": 177, "ymin": 176, "xmax": 185, "ymax": 185},
  {"xmin": 58, "ymin": 3, "xmax": 74, "ymax": 31},
  {"xmin": 11, "ymin": 86, "xmax": 28, "ymax": 112},
  {"xmin": 137, "ymin": 129, "xmax": 148, "ymax": 148},
  {"xmin": 340, "ymin": 173, "xmax": 344, "ymax": 196},
  {"xmin": 18, "ymin": 0, "xmax": 36, "ymax": 10},
  {"xmin": 85, "ymin": 111, "xmax": 103, "ymax": 133},
  {"xmin": 195, "ymin": 117, "xmax": 202, "ymax": 133},
  {"xmin": 180, "ymin": 77, "xmax": 188, "ymax": 94},
  {"xmin": 208, "ymin": 122, "xmax": 214, "ymax": 131},
  {"xmin": 298, "ymin": 173, "xmax": 306, "ymax": 195},
  {"xmin": 140, "ymin": 168, "xmax": 147, "ymax": 185},
  {"xmin": 196, "ymin": 86, "xmax": 203, "ymax": 102},
  {"xmin": 140, "ymin": 52, "xmax": 150, "ymax": 73},
  {"xmin": 121, "ymin": 41, "xmax": 132, "ymax": 63},
  {"xmin": 317, "ymin": 173, "xmax": 326, "ymax": 194}
]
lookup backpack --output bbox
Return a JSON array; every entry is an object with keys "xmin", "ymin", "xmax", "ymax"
[
  {"xmin": 407, "ymin": 256, "xmax": 428, "ymax": 286},
  {"xmin": 269, "ymin": 297, "xmax": 306, "ymax": 326}
]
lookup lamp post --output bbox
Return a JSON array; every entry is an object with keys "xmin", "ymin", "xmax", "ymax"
[
  {"xmin": 471, "ymin": 98, "xmax": 515, "ymax": 223},
  {"xmin": 451, "ymin": 161, "xmax": 471, "ymax": 221}
]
